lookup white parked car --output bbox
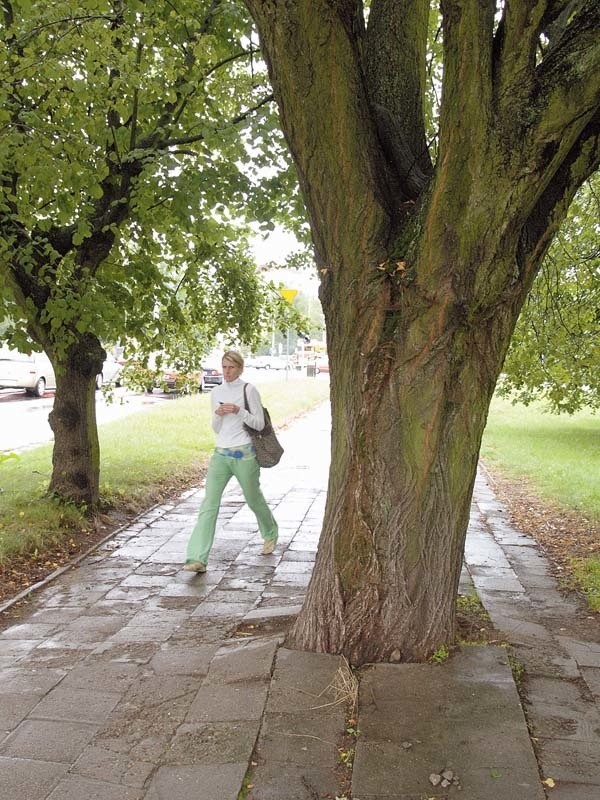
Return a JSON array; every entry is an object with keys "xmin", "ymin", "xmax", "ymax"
[
  {"xmin": 0, "ymin": 346, "xmax": 120, "ymax": 395},
  {"xmin": 96, "ymin": 355, "xmax": 123, "ymax": 389},
  {"xmin": 0, "ymin": 346, "xmax": 56, "ymax": 397},
  {"xmin": 247, "ymin": 355, "xmax": 291, "ymax": 370}
]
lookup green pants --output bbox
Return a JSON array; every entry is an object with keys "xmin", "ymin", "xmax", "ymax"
[{"xmin": 186, "ymin": 450, "xmax": 278, "ymax": 565}]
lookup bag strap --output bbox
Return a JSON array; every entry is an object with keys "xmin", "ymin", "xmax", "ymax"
[{"xmin": 243, "ymin": 382, "xmax": 250, "ymax": 412}]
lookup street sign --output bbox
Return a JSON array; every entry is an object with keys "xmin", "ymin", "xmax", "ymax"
[{"xmin": 280, "ymin": 288, "xmax": 298, "ymax": 304}]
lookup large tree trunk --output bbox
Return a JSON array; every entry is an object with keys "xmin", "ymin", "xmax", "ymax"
[
  {"xmin": 290, "ymin": 234, "xmax": 521, "ymax": 663},
  {"xmin": 48, "ymin": 335, "xmax": 105, "ymax": 508},
  {"xmin": 246, "ymin": 0, "xmax": 600, "ymax": 664}
]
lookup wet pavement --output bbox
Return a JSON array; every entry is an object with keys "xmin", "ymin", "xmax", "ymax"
[
  {"xmin": 465, "ymin": 474, "xmax": 600, "ymax": 800},
  {"xmin": 1, "ymin": 403, "xmax": 598, "ymax": 799}
]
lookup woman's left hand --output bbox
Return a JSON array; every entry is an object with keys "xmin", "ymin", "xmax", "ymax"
[{"xmin": 217, "ymin": 403, "xmax": 240, "ymax": 415}]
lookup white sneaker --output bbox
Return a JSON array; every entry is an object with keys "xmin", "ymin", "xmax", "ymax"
[
  {"xmin": 183, "ymin": 561, "xmax": 206, "ymax": 573},
  {"xmin": 261, "ymin": 539, "xmax": 277, "ymax": 555}
]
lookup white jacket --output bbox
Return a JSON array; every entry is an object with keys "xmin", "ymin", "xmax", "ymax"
[{"xmin": 210, "ymin": 378, "xmax": 265, "ymax": 447}]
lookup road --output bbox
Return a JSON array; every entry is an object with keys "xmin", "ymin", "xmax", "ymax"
[
  {"xmin": 0, "ymin": 387, "xmax": 175, "ymax": 454},
  {"xmin": 0, "ymin": 367, "xmax": 317, "ymax": 453}
]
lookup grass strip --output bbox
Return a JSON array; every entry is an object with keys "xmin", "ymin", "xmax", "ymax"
[
  {"xmin": 482, "ymin": 396, "xmax": 600, "ymax": 609},
  {"xmin": 482, "ymin": 397, "xmax": 600, "ymax": 521}
]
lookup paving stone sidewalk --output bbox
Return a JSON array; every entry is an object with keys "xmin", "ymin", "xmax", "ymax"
[
  {"xmin": 1, "ymin": 403, "xmax": 597, "ymax": 799},
  {"xmin": 465, "ymin": 474, "xmax": 600, "ymax": 800}
]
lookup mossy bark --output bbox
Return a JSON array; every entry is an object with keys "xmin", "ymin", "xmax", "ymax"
[
  {"xmin": 246, "ymin": 0, "xmax": 599, "ymax": 664},
  {"xmin": 48, "ymin": 335, "xmax": 105, "ymax": 508}
]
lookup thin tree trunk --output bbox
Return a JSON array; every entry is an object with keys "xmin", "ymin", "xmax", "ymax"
[{"xmin": 47, "ymin": 335, "xmax": 105, "ymax": 508}]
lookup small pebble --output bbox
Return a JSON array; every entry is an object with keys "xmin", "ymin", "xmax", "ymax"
[{"xmin": 429, "ymin": 773, "xmax": 442, "ymax": 787}]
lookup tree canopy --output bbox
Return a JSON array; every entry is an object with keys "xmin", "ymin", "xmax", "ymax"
[
  {"xmin": 500, "ymin": 175, "xmax": 600, "ymax": 413},
  {"xmin": 0, "ymin": 0, "xmax": 302, "ymax": 362}
]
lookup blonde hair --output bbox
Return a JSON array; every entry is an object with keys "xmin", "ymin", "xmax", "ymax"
[{"xmin": 222, "ymin": 350, "xmax": 244, "ymax": 369}]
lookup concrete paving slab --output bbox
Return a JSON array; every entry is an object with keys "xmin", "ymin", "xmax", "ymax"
[
  {"xmin": 0, "ymin": 622, "xmax": 59, "ymax": 640},
  {"xmin": 527, "ymin": 700, "xmax": 600, "ymax": 743},
  {"xmin": 26, "ymin": 607, "xmax": 84, "ymax": 625},
  {"xmin": 487, "ymin": 613, "xmax": 555, "ymax": 643},
  {"xmin": 245, "ymin": 762, "xmax": 342, "ymax": 800},
  {"xmin": 536, "ymin": 737, "xmax": 600, "ymax": 784},
  {"xmin": 352, "ymin": 741, "xmax": 544, "ymax": 799},
  {"xmin": 0, "ymin": 755, "xmax": 67, "ymax": 800},
  {"xmin": 352, "ymin": 647, "xmax": 544, "ymax": 800},
  {"xmin": 46, "ymin": 775, "xmax": 144, "ymax": 800},
  {"xmin": 20, "ymin": 646, "xmax": 89, "ymax": 670},
  {"xmin": 557, "ymin": 636, "xmax": 600, "ymax": 668},
  {"xmin": 88, "ymin": 640, "xmax": 158, "ymax": 664},
  {"xmin": 145, "ymin": 762, "xmax": 248, "ymax": 800},
  {"xmin": 149, "ymin": 642, "xmax": 218, "ymax": 676},
  {"xmin": 204, "ymin": 638, "xmax": 279, "ymax": 684},
  {"xmin": 0, "ymin": 693, "xmax": 42, "ymax": 734},
  {"xmin": 525, "ymin": 675, "xmax": 589, "ymax": 707},
  {"xmin": 190, "ymin": 601, "xmax": 257, "ymax": 617},
  {"xmin": 243, "ymin": 603, "xmax": 303, "ymax": 620},
  {"xmin": 108, "ymin": 623, "xmax": 177, "ymax": 643},
  {"xmin": 468, "ymin": 569, "xmax": 525, "ymax": 592},
  {"xmin": 51, "ymin": 615, "xmax": 131, "ymax": 643},
  {"xmin": 258, "ymin": 710, "xmax": 342, "ymax": 766},
  {"xmin": 0, "ymin": 666, "xmax": 66, "ymax": 694},
  {"xmin": 0, "ymin": 638, "xmax": 42, "ymax": 657},
  {"xmin": 581, "ymin": 666, "xmax": 600, "ymax": 699},
  {"xmin": 543, "ymin": 783, "xmax": 600, "ymax": 799},
  {"xmin": 186, "ymin": 682, "xmax": 269, "ymax": 722},
  {"xmin": 119, "ymin": 574, "xmax": 172, "ymax": 589},
  {"xmin": 57, "ymin": 660, "xmax": 139, "ymax": 692},
  {"xmin": 28, "ymin": 686, "xmax": 122, "ymax": 725},
  {"xmin": 71, "ymin": 743, "xmax": 155, "ymax": 787},
  {"xmin": 266, "ymin": 648, "xmax": 346, "ymax": 714},
  {"xmin": 0, "ymin": 719, "xmax": 98, "ymax": 762},
  {"xmin": 246, "ymin": 647, "xmax": 348, "ymax": 797},
  {"xmin": 163, "ymin": 720, "xmax": 260, "ymax": 764}
]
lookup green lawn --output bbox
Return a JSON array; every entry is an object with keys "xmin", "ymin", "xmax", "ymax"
[
  {"xmin": 482, "ymin": 396, "xmax": 600, "ymax": 610},
  {"xmin": 481, "ymin": 397, "xmax": 600, "ymax": 521},
  {"xmin": 0, "ymin": 377, "xmax": 330, "ymax": 567}
]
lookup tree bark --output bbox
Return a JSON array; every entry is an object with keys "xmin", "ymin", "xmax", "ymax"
[
  {"xmin": 48, "ymin": 335, "xmax": 105, "ymax": 508},
  {"xmin": 246, "ymin": 0, "xmax": 600, "ymax": 664}
]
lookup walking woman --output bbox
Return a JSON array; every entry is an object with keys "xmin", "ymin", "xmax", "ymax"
[{"xmin": 184, "ymin": 351, "xmax": 278, "ymax": 573}]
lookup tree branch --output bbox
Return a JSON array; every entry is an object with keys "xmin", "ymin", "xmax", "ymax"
[
  {"xmin": 518, "ymin": 109, "xmax": 600, "ymax": 290},
  {"xmin": 160, "ymin": 93, "xmax": 274, "ymax": 148},
  {"xmin": 494, "ymin": 0, "xmax": 546, "ymax": 95},
  {"xmin": 15, "ymin": 14, "xmax": 114, "ymax": 46},
  {"xmin": 533, "ymin": 0, "xmax": 600, "ymax": 131},
  {"xmin": 365, "ymin": 0, "xmax": 432, "ymax": 182},
  {"xmin": 496, "ymin": 0, "xmax": 599, "ymax": 145},
  {"xmin": 438, "ymin": 0, "xmax": 496, "ymax": 165}
]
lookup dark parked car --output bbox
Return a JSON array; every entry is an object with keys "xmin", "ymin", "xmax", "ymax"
[
  {"xmin": 156, "ymin": 364, "xmax": 222, "ymax": 393},
  {"xmin": 160, "ymin": 365, "xmax": 204, "ymax": 393},
  {"xmin": 202, "ymin": 366, "xmax": 223, "ymax": 388}
]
